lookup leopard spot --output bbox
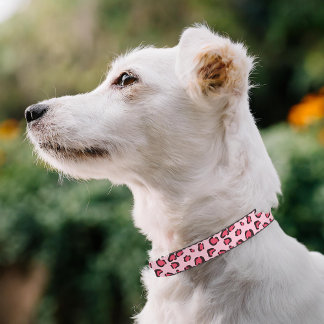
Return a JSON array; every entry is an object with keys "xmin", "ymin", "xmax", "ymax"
[{"xmin": 156, "ymin": 259, "xmax": 166, "ymax": 267}]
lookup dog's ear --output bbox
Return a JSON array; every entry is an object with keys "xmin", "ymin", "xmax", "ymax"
[{"xmin": 175, "ymin": 25, "xmax": 254, "ymax": 107}]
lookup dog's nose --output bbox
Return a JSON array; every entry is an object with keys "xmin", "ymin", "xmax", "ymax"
[{"xmin": 25, "ymin": 104, "xmax": 49, "ymax": 123}]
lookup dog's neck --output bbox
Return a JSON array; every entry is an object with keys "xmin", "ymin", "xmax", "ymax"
[
  {"xmin": 128, "ymin": 106, "xmax": 281, "ymax": 260},
  {"xmin": 130, "ymin": 183, "xmax": 271, "ymax": 261},
  {"xmin": 129, "ymin": 162, "xmax": 279, "ymax": 261}
]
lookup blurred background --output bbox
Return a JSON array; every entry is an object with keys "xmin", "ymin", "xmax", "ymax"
[{"xmin": 0, "ymin": 0, "xmax": 323, "ymax": 323}]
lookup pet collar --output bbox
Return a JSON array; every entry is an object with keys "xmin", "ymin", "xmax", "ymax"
[{"xmin": 149, "ymin": 209, "xmax": 274, "ymax": 277}]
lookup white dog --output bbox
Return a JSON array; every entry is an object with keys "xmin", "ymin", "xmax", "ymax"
[{"xmin": 26, "ymin": 25, "xmax": 324, "ymax": 323}]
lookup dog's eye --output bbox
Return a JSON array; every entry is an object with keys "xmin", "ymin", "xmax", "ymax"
[{"xmin": 114, "ymin": 72, "xmax": 138, "ymax": 87}]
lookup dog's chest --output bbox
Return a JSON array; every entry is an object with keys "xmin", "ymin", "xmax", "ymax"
[{"xmin": 135, "ymin": 269, "xmax": 228, "ymax": 324}]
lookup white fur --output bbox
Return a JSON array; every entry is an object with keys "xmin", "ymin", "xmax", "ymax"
[{"xmin": 27, "ymin": 25, "xmax": 324, "ymax": 323}]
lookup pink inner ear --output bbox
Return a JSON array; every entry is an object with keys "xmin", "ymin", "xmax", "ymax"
[{"xmin": 196, "ymin": 50, "xmax": 230, "ymax": 95}]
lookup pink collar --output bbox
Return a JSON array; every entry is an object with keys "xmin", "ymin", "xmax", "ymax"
[{"xmin": 149, "ymin": 210, "xmax": 274, "ymax": 277}]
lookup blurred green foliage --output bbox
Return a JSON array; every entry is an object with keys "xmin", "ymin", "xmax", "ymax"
[
  {"xmin": 0, "ymin": 128, "xmax": 150, "ymax": 324},
  {"xmin": 0, "ymin": 0, "xmax": 323, "ymax": 323},
  {"xmin": 264, "ymin": 123, "xmax": 324, "ymax": 252}
]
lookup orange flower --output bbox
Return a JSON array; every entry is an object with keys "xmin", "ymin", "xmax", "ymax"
[
  {"xmin": 0, "ymin": 119, "xmax": 20, "ymax": 140},
  {"xmin": 288, "ymin": 88, "xmax": 324, "ymax": 127}
]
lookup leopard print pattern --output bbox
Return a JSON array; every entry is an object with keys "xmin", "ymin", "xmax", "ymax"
[{"xmin": 149, "ymin": 210, "xmax": 274, "ymax": 277}]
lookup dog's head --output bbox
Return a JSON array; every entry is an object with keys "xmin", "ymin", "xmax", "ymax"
[{"xmin": 26, "ymin": 25, "xmax": 278, "ymax": 202}]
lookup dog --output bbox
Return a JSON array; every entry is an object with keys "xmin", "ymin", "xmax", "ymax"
[{"xmin": 25, "ymin": 25, "xmax": 324, "ymax": 324}]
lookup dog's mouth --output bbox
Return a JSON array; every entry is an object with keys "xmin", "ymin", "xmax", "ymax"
[{"xmin": 38, "ymin": 142, "xmax": 110, "ymax": 160}]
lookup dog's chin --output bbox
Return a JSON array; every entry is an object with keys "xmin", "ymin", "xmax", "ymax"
[
  {"xmin": 38, "ymin": 142, "xmax": 110, "ymax": 160},
  {"xmin": 34, "ymin": 141, "xmax": 113, "ymax": 180}
]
